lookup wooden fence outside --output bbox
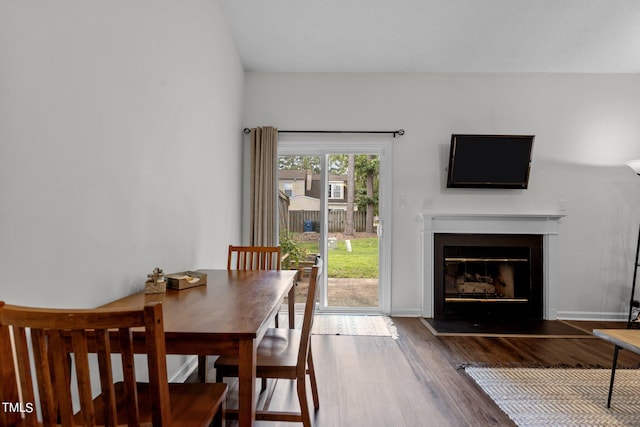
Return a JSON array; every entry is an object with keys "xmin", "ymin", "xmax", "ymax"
[
  {"xmin": 278, "ymin": 191, "xmax": 290, "ymax": 233},
  {"xmin": 288, "ymin": 210, "xmax": 368, "ymax": 233}
]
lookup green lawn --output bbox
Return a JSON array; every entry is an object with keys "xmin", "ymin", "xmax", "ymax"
[{"xmin": 298, "ymin": 237, "xmax": 378, "ymax": 278}]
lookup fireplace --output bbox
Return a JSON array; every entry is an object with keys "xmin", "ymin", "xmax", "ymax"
[
  {"xmin": 420, "ymin": 213, "xmax": 564, "ymax": 320},
  {"xmin": 434, "ymin": 233, "xmax": 543, "ymax": 320}
]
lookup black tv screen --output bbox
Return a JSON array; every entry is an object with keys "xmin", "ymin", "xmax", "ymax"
[{"xmin": 446, "ymin": 134, "xmax": 534, "ymax": 189}]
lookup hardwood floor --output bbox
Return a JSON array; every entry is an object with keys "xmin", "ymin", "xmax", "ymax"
[{"xmin": 190, "ymin": 318, "xmax": 640, "ymax": 427}]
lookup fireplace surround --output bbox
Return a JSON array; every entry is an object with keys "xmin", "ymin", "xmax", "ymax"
[{"xmin": 420, "ymin": 213, "xmax": 564, "ymax": 320}]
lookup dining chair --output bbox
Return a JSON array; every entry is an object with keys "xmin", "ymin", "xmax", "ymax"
[
  {"xmin": 228, "ymin": 245, "xmax": 283, "ymax": 328},
  {"xmin": 227, "ymin": 245, "xmax": 282, "ymax": 271},
  {"xmin": 1, "ymin": 323, "xmax": 22, "ymax": 427},
  {"xmin": 0, "ymin": 300, "xmax": 227, "ymax": 427},
  {"xmin": 197, "ymin": 245, "xmax": 284, "ymax": 383},
  {"xmin": 214, "ymin": 257, "xmax": 322, "ymax": 427}
]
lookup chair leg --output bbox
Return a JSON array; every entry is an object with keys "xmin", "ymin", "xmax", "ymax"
[
  {"xmin": 296, "ymin": 376, "xmax": 312, "ymax": 427},
  {"xmin": 215, "ymin": 368, "xmax": 224, "ymax": 383},
  {"xmin": 198, "ymin": 355, "xmax": 207, "ymax": 383},
  {"xmin": 307, "ymin": 349, "xmax": 320, "ymax": 410},
  {"xmin": 213, "ymin": 397, "xmax": 226, "ymax": 427}
]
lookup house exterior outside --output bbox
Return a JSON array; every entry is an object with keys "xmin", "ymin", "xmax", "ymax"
[{"xmin": 278, "ymin": 169, "xmax": 352, "ymax": 211}]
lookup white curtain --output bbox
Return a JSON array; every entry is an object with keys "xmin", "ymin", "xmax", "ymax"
[{"xmin": 250, "ymin": 126, "xmax": 278, "ymax": 246}]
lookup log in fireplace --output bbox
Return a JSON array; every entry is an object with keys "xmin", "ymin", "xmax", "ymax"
[{"xmin": 434, "ymin": 233, "xmax": 543, "ymax": 321}]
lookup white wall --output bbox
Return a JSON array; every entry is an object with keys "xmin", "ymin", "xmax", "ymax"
[
  {"xmin": 0, "ymin": 0, "xmax": 244, "ymax": 377},
  {"xmin": 243, "ymin": 72, "xmax": 640, "ymax": 319}
]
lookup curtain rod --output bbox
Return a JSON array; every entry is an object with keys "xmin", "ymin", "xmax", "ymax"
[{"xmin": 243, "ymin": 128, "xmax": 405, "ymax": 138}]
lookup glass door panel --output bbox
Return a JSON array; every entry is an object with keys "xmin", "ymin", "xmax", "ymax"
[
  {"xmin": 278, "ymin": 153, "xmax": 382, "ymax": 311},
  {"xmin": 278, "ymin": 155, "xmax": 321, "ymax": 307},
  {"xmin": 326, "ymin": 153, "xmax": 380, "ymax": 309}
]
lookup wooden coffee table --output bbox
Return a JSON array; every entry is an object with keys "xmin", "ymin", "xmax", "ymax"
[{"xmin": 592, "ymin": 328, "xmax": 640, "ymax": 408}]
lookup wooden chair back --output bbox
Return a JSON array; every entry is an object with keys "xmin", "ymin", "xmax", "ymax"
[
  {"xmin": 227, "ymin": 245, "xmax": 282, "ymax": 271},
  {"xmin": 0, "ymin": 314, "xmax": 22, "ymax": 427},
  {"xmin": 298, "ymin": 257, "xmax": 323, "ymax": 376},
  {"xmin": 0, "ymin": 301, "xmax": 171, "ymax": 427}
]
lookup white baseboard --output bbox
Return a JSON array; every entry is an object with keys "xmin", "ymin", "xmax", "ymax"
[
  {"xmin": 556, "ymin": 311, "xmax": 627, "ymax": 322},
  {"xmin": 389, "ymin": 308, "xmax": 422, "ymax": 317}
]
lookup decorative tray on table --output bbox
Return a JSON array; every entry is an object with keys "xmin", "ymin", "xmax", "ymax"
[{"xmin": 165, "ymin": 271, "xmax": 207, "ymax": 290}]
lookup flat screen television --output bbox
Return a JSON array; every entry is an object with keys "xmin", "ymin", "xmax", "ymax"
[{"xmin": 446, "ymin": 134, "xmax": 534, "ymax": 189}]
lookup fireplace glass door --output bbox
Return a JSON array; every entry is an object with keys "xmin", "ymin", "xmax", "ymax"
[{"xmin": 434, "ymin": 234, "xmax": 543, "ymax": 321}]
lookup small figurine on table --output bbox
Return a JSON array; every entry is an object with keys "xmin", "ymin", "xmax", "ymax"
[{"xmin": 145, "ymin": 267, "xmax": 166, "ymax": 294}]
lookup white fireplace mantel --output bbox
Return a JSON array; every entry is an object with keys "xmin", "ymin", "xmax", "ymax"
[{"xmin": 420, "ymin": 212, "xmax": 565, "ymax": 320}]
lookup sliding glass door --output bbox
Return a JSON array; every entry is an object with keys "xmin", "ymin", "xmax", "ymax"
[{"xmin": 278, "ymin": 137, "xmax": 392, "ymax": 314}]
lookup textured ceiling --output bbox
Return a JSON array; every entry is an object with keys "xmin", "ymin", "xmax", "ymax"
[{"xmin": 221, "ymin": 0, "xmax": 640, "ymax": 73}]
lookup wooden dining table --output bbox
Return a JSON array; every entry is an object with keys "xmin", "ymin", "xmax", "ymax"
[{"xmin": 99, "ymin": 269, "xmax": 298, "ymax": 427}]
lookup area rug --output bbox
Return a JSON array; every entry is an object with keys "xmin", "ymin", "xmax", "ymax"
[
  {"xmin": 465, "ymin": 367, "xmax": 640, "ymax": 426},
  {"xmin": 312, "ymin": 314, "xmax": 398, "ymax": 339}
]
